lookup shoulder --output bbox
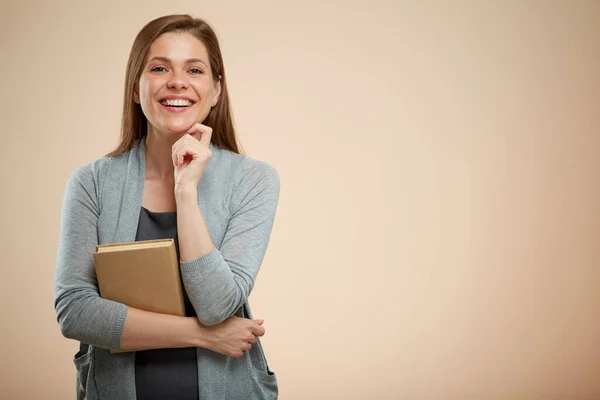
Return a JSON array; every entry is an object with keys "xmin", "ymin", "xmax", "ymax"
[
  {"xmin": 64, "ymin": 149, "xmax": 130, "ymax": 209},
  {"xmin": 66, "ymin": 143, "xmax": 135, "ymax": 191},
  {"xmin": 212, "ymin": 147, "xmax": 280, "ymax": 214},
  {"xmin": 61, "ymin": 157, "xmax": 112, "ymax": 214},
  {"xmin": 214, "ymin": 146, "xmax": 280, "ymax": 191},
  {"xmin": 67, "ymin": 157, "xmax": 111, "ymax": 189}
]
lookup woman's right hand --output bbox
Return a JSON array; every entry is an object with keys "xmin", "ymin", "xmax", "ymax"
[{"xmin": 196, "ymin": 316, "xmax": 266, "ymax": 357}]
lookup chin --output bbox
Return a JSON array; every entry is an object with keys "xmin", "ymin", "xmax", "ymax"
[
  {"xmin": 148, "ymin": 112, "xmax": 207, "ymax": 134},
  {"xmin": 161, "ymin": 119, "xmax": 197, "ymax": 133}
]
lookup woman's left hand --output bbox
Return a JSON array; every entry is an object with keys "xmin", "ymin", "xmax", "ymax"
[{"xmin": 172, "ymin": 123, "xmax": 213, "ymax": 194}]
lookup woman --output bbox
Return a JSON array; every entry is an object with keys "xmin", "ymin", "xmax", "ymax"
[{"xmin": 54, "ymin": 14, "xmax": 279, "ymax": 400}]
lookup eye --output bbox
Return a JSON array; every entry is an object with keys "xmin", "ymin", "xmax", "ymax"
[
  {"xmin": 150, "ymin": 66, "xmax": 167, "ymax": 73},
  {"xmin": 189, "ymin": 68, "xmax": 203, "ymax": 74}
]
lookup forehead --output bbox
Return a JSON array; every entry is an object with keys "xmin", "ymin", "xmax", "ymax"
[{"xmin": 145, "ymin": 32, "xmax": 209, "ymax": 63}]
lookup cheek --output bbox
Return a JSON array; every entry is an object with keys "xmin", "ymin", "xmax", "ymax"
[
  {"xmin": 138, "ymin": 76, "xmax": 160, "ymax": 103},
  {"xmin": 137, "ymin": 80, "xmax": 149, "ymax": 104},
  {"xmin": 138, "ymin": 81, "xmax": 160, "ymax": 121},
  {"xmin": 193, "ymin": 79, "xmax": 216, "ymax": 99}
]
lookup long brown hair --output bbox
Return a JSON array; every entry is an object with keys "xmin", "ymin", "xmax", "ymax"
[{"xmin": 106, "ymin": 15, "xmax": 241, "ymax": 157}]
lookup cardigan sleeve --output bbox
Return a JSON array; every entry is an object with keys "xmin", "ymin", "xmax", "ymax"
[
  {"xmin": 179, "ymin": 159, "xmax": 280, "ymax": 326},
  {"xmin": 54, "ymin": 164, "xmax": 129, "ymax": 349}
]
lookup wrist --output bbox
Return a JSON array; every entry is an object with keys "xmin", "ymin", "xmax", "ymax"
[
  {"xmin": 187, "ymin": 317, "xmax": 209, "ymax": 349},
  {"xmin": 175, "ymin": 184, "xmax": 198, "ymax": 203}
]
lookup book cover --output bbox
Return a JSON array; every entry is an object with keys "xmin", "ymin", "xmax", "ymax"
[{"xmin": 93, "ymin": 239, "xmax": 186, "ymax": 354}]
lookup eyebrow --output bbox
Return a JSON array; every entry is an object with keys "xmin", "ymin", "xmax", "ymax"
[{"xmin": 147, "ymin": 56, "xmax": 208, "ymax": 67}]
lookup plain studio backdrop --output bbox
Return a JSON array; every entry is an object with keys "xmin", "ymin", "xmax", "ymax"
[{"xmin": 0, "ymin": 1, "xmax": 599, "ymax": 399}]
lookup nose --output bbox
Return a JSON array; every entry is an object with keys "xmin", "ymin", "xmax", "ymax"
[{"xmin": 167, "ymin": 69, "xmax": 188, "ymax": 90}]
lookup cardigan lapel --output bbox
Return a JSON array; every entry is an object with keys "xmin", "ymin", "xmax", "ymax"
[{"xmin": 112, "ymin": 137, "xmax": 145, "ymax": 244}]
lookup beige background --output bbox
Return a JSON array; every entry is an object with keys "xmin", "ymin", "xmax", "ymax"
[{"xmin": 1, "ymin": 0, "xmax": 599, "ymax": 399}]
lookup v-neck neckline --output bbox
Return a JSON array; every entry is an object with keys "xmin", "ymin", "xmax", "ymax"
[{"xmin": 112, "ymin": 136, "xmax": 214, "ymax": 244}]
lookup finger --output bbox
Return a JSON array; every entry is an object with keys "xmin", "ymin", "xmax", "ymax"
[
  {"xmin": 200, "ymin": 126, "xmax": 212, "ymax": 147},
  {"xmin": 173, "ymin": 131, "xmax": 195, "ymax": 152},
  {"xmin": 252, "ymin": 319, "xmax": 264, "ymax": 325},
  {"xmin": 185, "ymin": 122, "xmax": 206, "ymax": 137},
  {"xmin": 176, "ymin": 134, "xmax": 202, "ymax": 155},
  {"xmin": 174, "ymin": 143, "xmax": 187, "ymax": 167},
  {"xmin": 175, "ymin": 141, "xmax": 195, "ymax": 167},
  {"xmin": 186, "ymin": 123, "xmax": 212, "ymax": 146},
  {"xmin": 172, "ymin": 149, "xmax": 178, "ymax": 167},
  {"xmin": 251, "ymin": 324, "xmax": 266, "ymax": 337},
  {"xmin": 172, "ymin": 143, "xmax": 186, "ymax": 167},
  {"xmin": 172, "ymin": 141, "xmax": 186, "ymax": 167}
]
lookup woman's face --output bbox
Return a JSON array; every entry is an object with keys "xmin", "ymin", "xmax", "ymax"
[{"xmin": 136, "ymin": 32, "xmax": 221, "ymax": 136}]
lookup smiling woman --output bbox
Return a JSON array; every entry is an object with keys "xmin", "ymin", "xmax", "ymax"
[{"xmin": 54, "ymin": 14, "xmax": 280, "ymax": 400}]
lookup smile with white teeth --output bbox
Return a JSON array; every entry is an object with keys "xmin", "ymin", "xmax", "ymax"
[{"xmin": 160, "ymin": 99, "xmax": 194, "ymax": 107}]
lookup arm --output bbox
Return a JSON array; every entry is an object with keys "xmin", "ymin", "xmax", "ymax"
[
  {"xmin": 176, "ymin": 160, "xmax": 280, "ymax": 326},
  {"xmin": 120, "ymin": 308, "xmax": 201, "ymax": 351},
  {"xmin": 121, "ymin": 308, "xmax": 267, "ymax": 355},
  {"xmin": 54, "ymin": 165, "xmax": 129, "ymax": 349},
  {"xmin": 55, "ymin": 165, "xmax": 199, "ymax": 350}
]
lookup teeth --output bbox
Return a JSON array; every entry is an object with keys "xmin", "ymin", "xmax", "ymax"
[{"xmin": 161, "ymin": 99, "xmax": 193, "ymax": 106}]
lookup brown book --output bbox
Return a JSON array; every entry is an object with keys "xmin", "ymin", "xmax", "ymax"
[{"xmin": 93, "ymin": 239, "xmax": 185, "ymax": 354}]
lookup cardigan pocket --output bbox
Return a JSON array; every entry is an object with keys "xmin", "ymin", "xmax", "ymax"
[
  {"xmin": 251, "ymin": 338, "xmax": 276, "ymax": 378},
  {"xmin": 249, "ymin": 338, "xmax": 278, "ymax": 398},
  {"xmin": 240, "ymin": 302, "xmax": 278, "ymax": 398},
  {"xmin": 249, "ymin": 372, "xmax": 278, "ymax": 399},
  {"xmin": 73, "ymin": 343, "xmax": 92, "ymax": 400}
]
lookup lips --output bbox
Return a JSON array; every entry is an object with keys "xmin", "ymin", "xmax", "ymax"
[
  {"xmin": 160, "ymin": 99, "xmax": 194, "ymax": 107},
  {"xmin": 158, "ymin": 94, "xmax": 196, "ymax": 107}
]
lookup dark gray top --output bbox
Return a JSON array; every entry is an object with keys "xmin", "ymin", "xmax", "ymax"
[{"xmin": 134, "ymin": 206, "xmax": 199, "ymax": 400}]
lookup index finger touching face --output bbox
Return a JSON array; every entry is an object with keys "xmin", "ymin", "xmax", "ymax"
[{"xmin": 186, "ymin": 123, "xmax": 212, "ymax": 146}]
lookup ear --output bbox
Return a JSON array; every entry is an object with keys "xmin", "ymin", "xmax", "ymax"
[
  {"xmin": 212, "ymin": 75, "xmax": 222, "ymax": 106},
  {"xmin": 133, "ymin": 89, "xmax": 140, "ymax": 104}
]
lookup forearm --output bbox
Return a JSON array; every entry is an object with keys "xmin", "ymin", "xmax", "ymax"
[
  {"xmin": 120, "ymin": 307, "xmax": 206, "ymax": 351},
  {"xmin": 56, "ymin": 293, "xmax": 129, "ymax": 349},
  {"xmin": 174, "ymin": 186, "xmax": 237, "ymax": 325},
  {"xmin": 174, "ymin": 186, "xmax": 243, "ymax": 325},
  {"xmin": 175, "ymin": 186, "xmax": 214, "ymax": 262}
]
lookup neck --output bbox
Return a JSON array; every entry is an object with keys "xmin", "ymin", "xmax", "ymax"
[{"xmin": 144, "ymin": 127, "xmax": 183, "ymax": 181}]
